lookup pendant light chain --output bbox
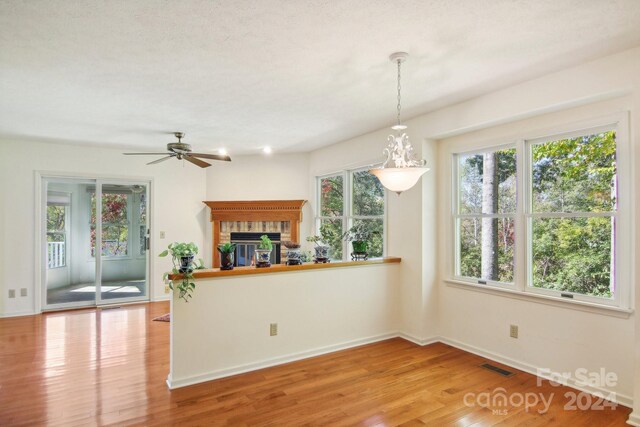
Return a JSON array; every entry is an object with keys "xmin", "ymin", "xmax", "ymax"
[{"xmin": 396, "ymin": 59, "xmax": 402, "ymax": 126}]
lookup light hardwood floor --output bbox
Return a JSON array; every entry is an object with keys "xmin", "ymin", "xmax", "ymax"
[{"xmin": 0, "ymin": 302, "xmax": 630, "ymax": 426}]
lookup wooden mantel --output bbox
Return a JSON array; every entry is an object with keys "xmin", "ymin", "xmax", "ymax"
[{"xmin": 204, "ymin": 200, "xmax": 306, "ymax": 267}]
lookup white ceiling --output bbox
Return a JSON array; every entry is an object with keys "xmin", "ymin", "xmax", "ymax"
[{"xmin": 1, "ymin": 1, "xmax": 639, "ymax": 155}]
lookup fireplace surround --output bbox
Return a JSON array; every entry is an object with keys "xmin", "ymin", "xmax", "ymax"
[{"xmin": 204, "ymin": 200, "xmax": 306, "ymax": 268}]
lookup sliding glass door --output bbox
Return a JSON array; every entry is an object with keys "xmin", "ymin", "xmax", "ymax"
[{"xmin": 43, "ymin": 177, "xmax": 150, "ymax": 310}]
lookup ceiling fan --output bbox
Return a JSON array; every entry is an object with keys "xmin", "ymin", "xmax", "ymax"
[{"xmin": 123, "ymin": 132, "xmax": 231, "ymax": 168}]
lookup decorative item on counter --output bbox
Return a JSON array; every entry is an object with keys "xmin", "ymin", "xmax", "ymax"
[
  {"xmin": 217, "ymin": 242, "xmax": 236, "ymax": 270},
  {"xmin": 255, "ymin": 234, "xmax": 273, "ymax": 268},
  {"xmin": 342, "ymin": 222, "xmax": 378, "ymax": 261},
  {"xmin": 159, "ymin": 242, "xmax": 204, "ymax": 302},
  {"xmin": 306, "ymin": 233, "xmax": 330, "ymax": 264},
  {"xmin": 282, "ymin": 241, "xmax": 302, "ymax": 265}
]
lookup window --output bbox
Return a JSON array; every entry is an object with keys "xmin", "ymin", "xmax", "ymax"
[
  {"xmin": 452, "ymin": 123, "xmax": 627, "ymax": 309},
  {"xmin": 528, "ymin": 130, "xmax": 617, "ymax": 300},
  {"xmin": 455, "ymin": 147, "xmax": 516, "ymax": 285},
  {"xmin": 90, "ymin": 192, "xmax": 130, "ymax": 257},
  {"xmin": 47, "ymin": 204, "xmax": 67, "ymax": 268},
  {"xmin": 316, "ymin": 168, "xmax": 386, "ymax": 261},
  {"xmin": 136, "ymin": 193, "xmax": 147, "ymax": 256},
  {"xmin": 317, "ymin": 174, "xmax": 345, "ymax": 260}
]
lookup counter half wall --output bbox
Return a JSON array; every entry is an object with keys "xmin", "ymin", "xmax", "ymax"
[{"xmin": 168, "ymin": 258, "xmax": 401, "ymax": 389}]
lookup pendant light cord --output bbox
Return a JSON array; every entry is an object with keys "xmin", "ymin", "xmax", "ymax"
[{"xmin": 396, "ymin": 59, "xmax": 402, "ymax": 126}]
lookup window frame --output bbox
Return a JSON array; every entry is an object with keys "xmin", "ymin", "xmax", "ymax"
[
  {"xmin": 452, "ymin": 143, "xmax": 517, "ymax": 290},
  {"xmin": 46, "ymin": 196, "xmax": 70, "ymax": 269},
  {"xmin": 449, "ymin": 114, "xmax": 632, "ymax": 312},
  {"xmin": 316, "ymin": 167, "xmax": 387, "ymax": 262},
  {"xmin": 523, "ymin": 125, "xmax": 621, "ymax": 308}
]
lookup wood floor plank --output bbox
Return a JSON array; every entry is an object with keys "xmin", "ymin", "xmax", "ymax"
[{"xmin": 0, "ymin": 302, "xmax": 631, "ymax": 426}]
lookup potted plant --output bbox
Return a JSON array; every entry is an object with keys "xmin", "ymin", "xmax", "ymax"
[
  {"xmin": 217, "ymin": 242, "xmax": 236, "ymax": 270},
  {"xmin": 342, "ymin": 222, "xmax": 375, "ymax": 260},
  {"xmin": 159, "ymin": 242, "xmax": 203, "ymax": 302},
  {"xmin": 282, "ymin": 241, "xmax": 302, "ymax": 265},
  {"xmin": 306, "ymin": 224, "xmax": 335, "ymax": 263},
  {"xmin": 255, "ymin": 234, "xmax": 273, "ymax": 268}
]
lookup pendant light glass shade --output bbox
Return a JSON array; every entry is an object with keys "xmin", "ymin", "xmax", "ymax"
[
  {"xmin": 369, "ymin": 52, "xmax": 428, "ymax": 195},
  {"xmin": 370, "ymin": 166, "xmax": 429, "ymax": 194}
]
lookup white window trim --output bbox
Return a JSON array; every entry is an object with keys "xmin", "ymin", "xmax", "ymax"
[
  {"xmin": 452, "ymin": 145, "xmax": 517, "ymax": 291},
  {"xmin": 316, "ymin": 167, "xmax": 387, "ymax": 262},
  {"xmin": 449, "ymin": 112, "xmax": 633, "ymax": 315}
]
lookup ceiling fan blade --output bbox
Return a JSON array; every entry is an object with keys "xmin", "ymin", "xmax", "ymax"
[
  {"xmin": 124, "ymin": 152, "xmax": 171, "ymax": 155},
  {"xmin": 147, "ymin": 155, "xmax": 175, "ymax": 165},
  {"xmin": 189, "ymin": 152, "xmax": 232, "ymax": 162},
  {"xmin": 183, "ymin": 155, "xmax": 211, "ymax": 168}
]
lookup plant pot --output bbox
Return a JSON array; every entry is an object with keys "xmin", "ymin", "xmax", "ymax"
[
  {"xmin": 286, "ymin": 248, "xmax": 302, "ymax": 265},
  {"xmin": 218, "ymin": 251, "xmax": 235, "ymax": 270},
  {"xmin": 313, "ymin": 245, "xmax": 329, "ymax": 263},
  {"xmin": 179, "ymin": 255, "xmax": 195, "ymax": 273},
  {"xmin": 352, "ymin": 241, "xmax": 368, "ymax": 254},
  {"xmin": 255, "ymin": 249, "xmax": 272, "ymax": 268}
]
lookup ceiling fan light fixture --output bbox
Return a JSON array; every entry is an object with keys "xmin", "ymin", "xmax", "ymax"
[
  {"xmin": 123, "ymin": 131, "xmax": 232, "ymax": 168},
  {"xmin": 369, "ymin": 52, "xmax": 429, "ymax": 195}
]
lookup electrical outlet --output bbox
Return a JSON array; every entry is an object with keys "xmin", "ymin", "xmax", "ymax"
[
  {"xmin": 160, "ymin": 231, "xmax": 166, "ymax": 239},
  {"xmin": 165, "ymin": 285, "xmax": 171, "ymax": 294},
  {"xmin": 8, "ymin": 289, "xmax": 15, "ymax": 298},
  {"xmin": 270, "ymin": 323, "xmax": 278, "ymax": 336},
  {"xmin": 20, "ymin": 288, "xmax": 27, "ymax": 297},
  {"xmin": 510, "ymin": 324, "xmax": 518, "ymax": 339}
]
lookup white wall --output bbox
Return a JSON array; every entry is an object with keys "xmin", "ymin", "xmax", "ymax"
[
  {"xmin": 169, "ymin": 262, "xmax": 401, "ymax": 388},
  {"xmin": 437, "ymin": 96, "xmax": 636, "ymax": 402},
  {"xmin": 0, "ymin": 139, "xmax": 207, "ymax": 316},
  {"xmin": 308, "ymin": 131, "xmax": 438, "ymax": 342},
  {"xmin": 422, "ymin": 48, "xmax": 640, "ymax": 413},
  {"xmin": 204, "ymin": 153, "xmax": 313, "ymax": 264}
]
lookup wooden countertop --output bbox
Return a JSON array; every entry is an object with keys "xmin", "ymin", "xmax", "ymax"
[{"xmin": 169, "ymin": 257, "xmax": 401, "ymax": 280}]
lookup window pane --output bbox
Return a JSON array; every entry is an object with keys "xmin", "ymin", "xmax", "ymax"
[
  {"xmin": 531, "ymin": 217, "xmax": 613, "ymax": 298},
  {"xmin": 139, "ymin": 193, "xmax": 147, "ymax": 223},
  {"xmin": 458, "ymin": 217, "xmax": 514, "ymax": 282},
  {"xmin": 91, "ymin": 225, "xmax": 129, "ymax": 257},
  {"xmin": 352, "ymin": 171, "xmax": 384, "ymax": 216},
  {"xmin": 47, "ymin": 205, "xmax": 66, "ymax": 232},
  {"xmin": 320, "ymin": 219, "xmax": 343, "ymax": 260},
  {"xmin": 139, "ymin": 225, "xmax": 146, "ymax": 256},
  {"xmin": 532, "ymin": 131, "xmax": 616, "ymax": 213},
  {"xmin": 91, "ymin": 193, "xmax": 129, "ymax": 224},
  {"xmin": 352, "ymin": 219, "xmax": 383, "ymax": 258},
  {"xmin": 459, "ymin": 148, "xmax": 516, "ymax": 214},
  {"xmin": 320, "ymin": 175, "xmax": 343, "ymax": 216}
]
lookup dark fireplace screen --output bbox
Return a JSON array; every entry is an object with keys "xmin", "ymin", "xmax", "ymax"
[{"xmin": 230, "ymin": 232, "xmax": 281, "ymax": 266}]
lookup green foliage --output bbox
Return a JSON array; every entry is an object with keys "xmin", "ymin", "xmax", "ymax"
[
  {"xmin": 217, "ymin": 242, "xmax": 236, "ymax": 254},
  {"xmin": 342, "ymin": 221, "xmax": 377, "ymax": 242},
  {"xmin": 458, "ymin": 131, "xmax": 616, "ymax": 298},
  {"xmin": 159, "ymin": 242, "xmax": 201, "ymax": 302},
  {"xmin": 258, "ymin": 235, "xmax": 273, "ymax": 250},
  {"xmin": 158, "ymin": 242, "xmax": 199, "ymax": 258}
]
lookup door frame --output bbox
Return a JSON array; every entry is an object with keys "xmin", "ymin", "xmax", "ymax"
[{"xmin": 35, "ymin": 171, "xmax": 155, "ymax": 313}]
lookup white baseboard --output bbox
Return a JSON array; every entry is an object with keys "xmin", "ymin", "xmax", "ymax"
[
  {"xmin": 397, "ymin": 332, "xmax": 439, "ymax": 346},
  {"xmin": 0, "ymin": 310, "xmax": 37, "ymax": 318},
  {"xmin": 167, "ymin": 332, "xmax": 399, "ymax": 389},
  {"xmin": 436, "ymin": 336, "xmax": 633, "ymax": 408},
  {"xmin": 152, "ymin": 295, "xmax": 171, "ymax": 302},
  {"xmin": 628, "ymin": 412, "xmax": 640, "ymax": 426}
]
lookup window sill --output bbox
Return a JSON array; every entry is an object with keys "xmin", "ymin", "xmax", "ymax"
[{"xmin": 444, "ymin": 278, "xmax": 633, "ymax": 319}]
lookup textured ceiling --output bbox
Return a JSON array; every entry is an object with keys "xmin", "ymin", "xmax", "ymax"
[{"xmin": 1, "ymin": 0, "xmax": 639, "ymax": 154}]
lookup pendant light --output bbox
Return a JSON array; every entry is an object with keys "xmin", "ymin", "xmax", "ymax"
[{"xmin": 369, "ymin": 52, "xmax": 429, "ymax": 195}]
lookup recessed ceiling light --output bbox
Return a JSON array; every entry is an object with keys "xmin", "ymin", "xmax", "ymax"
[
  {"xmin": 263, "ymin": 147, "xmax": 272, "ymax": 154},
  {"xmin": 218, "ymin": 148, "xmax": 227, "ymax": 155}
]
